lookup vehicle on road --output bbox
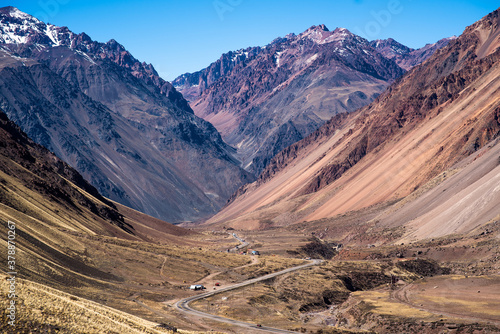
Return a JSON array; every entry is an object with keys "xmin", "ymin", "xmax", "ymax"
[{"xmin": 189, "ymin": 284, "xmax": 205, "ymax": 290}]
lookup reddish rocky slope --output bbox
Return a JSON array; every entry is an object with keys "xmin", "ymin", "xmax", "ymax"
[
  {"xmin": 174, "ymin": 27, "xmax": 452, "ymax": 175},
  {"xmin": 174, "ymin": 26, "xmax": 405, "ymax": 174},
  {"xmin": 207, "ymin": 8, "xmax": 500, "ymax": 242}
]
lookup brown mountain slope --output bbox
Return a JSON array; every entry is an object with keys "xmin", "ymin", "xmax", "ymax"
[
  {"xmin": 0, "ymin": 107, "xmax": 195, "ymax": 256},
  {"xmin": 379, "ymin": 136, "xmax": 500, "ymax": 242},
  {"xmin": 175, "ymin": 28, "xmax": 453, "ymax": 176},
  {"xmin": 0, "ymin": 110, "xmax": 132, "ymax": 236},
  {"xmin": 207, "ymin": 8, "xmax": 500, "ymax": 239}
]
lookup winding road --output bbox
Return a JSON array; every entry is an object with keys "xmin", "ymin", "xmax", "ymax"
[
  {"xmin": 174, "ymin": 259, "xmax": 323, "ymax": 333},
  {"xmin": 229, "ymin": 232, "xmax": 249, "ymax": 253}
]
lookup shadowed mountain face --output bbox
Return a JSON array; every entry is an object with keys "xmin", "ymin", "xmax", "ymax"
[
  {"xmin": 0, "ymin": 108, "xmax": 129, "ymax": 232},
  {"xmin": 174, "ymin": 26, "xmax": 449, "ymax": 175},
  {"xmin": 0, "ymin": 107, "xmax": 135, "ymax": 292},
  {"xmin": 0, "ymin": 6, "xmax": 253, "ymax": 223},
  {"xmin": 207, "ymin": 8, "xmax": 500, "ymax": 240},
  {"xmin": 0, "ymin": 106, "xmax": 213, "ymax": 326}
]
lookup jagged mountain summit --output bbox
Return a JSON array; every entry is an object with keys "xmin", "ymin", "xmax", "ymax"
[
  {"xmin": 208, "ymin": 7, "xmax": 500, "ymax": 242},
  {"xmin": 0, "ymin": 6, "xmax": 253, "ymax": 223},
  {"xmin": 370, "ymin": 36, "xmax": 458, "ymax": 70},
  {"xmin": 174, "ymin": 25, "xmax": 404, "ymax": 174},
  {"xmin": 0, "ymin": 6, "xmax": 185, "ymax": 106},
  {"xmin": 173, "ymin": 25, "xmax": 449, "ymax": 175}
]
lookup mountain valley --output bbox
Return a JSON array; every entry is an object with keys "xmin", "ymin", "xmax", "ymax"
[{"xmin": 0, "ymin": 4, "xmax": 499, "ymax": 334}]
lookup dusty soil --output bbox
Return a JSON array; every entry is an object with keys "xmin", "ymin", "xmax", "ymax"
[{"xmin": 394, "ymin": 275, "xmax": 500, "ymax": 325}]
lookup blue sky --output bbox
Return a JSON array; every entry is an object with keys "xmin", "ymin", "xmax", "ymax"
[{"xmin": 6, "ymin": 0, "xmax": 500, "ymax": 80}]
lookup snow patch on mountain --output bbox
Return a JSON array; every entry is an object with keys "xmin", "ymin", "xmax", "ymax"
[
  {"xmin": 45, "ymin": 25, "xmax": 60, "ymax": 46},
  {"xmin": 74, "ymin": 49, "xmax": 96, "ymax": 65},
  {"xmin": 231, "ymin": 49, "xmax": 249, "ymax": 62},
  {"xmin": 9, "ymin": 6, "xmax": 35, "ymax": 21},
  {"xmin": 275, "ymin": 51, "xmax": 284, "ymax": 67}
]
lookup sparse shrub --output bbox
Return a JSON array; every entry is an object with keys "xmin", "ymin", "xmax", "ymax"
[
  {"xmin": 396, "ymin": 258, "xmax": 450, "ymax": 276},
  {"xmin": 339, "ymin": 272, "xmax": 391, "ymax": 291},
  {"xmin": 300, "ymin": 238, "xmax": 337, "ymax": 259}
]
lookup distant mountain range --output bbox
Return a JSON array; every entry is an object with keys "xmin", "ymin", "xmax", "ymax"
[
  {"xmin": 208, "ymin": 8, "xmax": 500, "ymax": 242},
  {"xmin": 0, "ymin": 6, "xmax": 253, "ymax": 223},
  {"xmin": 174, "ymin": 25, "xmax": 454, "ymax": 175},
  {"xmin": 369, "ymin": 36, "xmax": 457, "ymax": 70},
  {"xmin": 0, "ymin": 6, "xmax": 457, "ymax": 223}
]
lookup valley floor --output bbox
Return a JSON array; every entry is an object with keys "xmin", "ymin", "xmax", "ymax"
[{"xmin": 2, "ymin": 223, "xmax": 500, "ymax": 333}]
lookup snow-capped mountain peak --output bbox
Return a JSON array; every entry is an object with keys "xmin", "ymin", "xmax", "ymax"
[
  {"xmin": 0, "ymin": 6, "xmax": 80, "ymax": 48},
  {"xmin": 0, "ymin": 6, "xmax": 44, "ymax": 44},
  {"xmin": 1, "ymin": 6, "xmax": 36, "ymax": 21}
]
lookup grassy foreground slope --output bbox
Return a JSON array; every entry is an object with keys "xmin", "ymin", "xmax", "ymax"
[
  {"xmin": 0, "ymin": 108, "xmax": 252, "ymax": 333},
  {"xmin": 0, "ymin": 277, "xmax": 175, "ymax": 334}
]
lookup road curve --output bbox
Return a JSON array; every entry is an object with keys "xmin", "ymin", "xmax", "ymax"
[
  {"xmin": 174, "ymin": 259, "xmax": 323, "ymax": 333},
  {"xmin": 229, "ymin": 233, "xmax": 249, "ymax": 253}
]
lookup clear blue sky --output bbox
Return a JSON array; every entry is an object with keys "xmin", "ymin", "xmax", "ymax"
[{"xmin": 6, "ymin": 0, "xmax": 500, "ymax": 80}]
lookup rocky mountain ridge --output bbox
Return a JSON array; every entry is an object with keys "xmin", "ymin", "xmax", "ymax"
[
  {"xmin": 0, "ymin": 6, "xmax": 253, "ymax": 222},
  {"xmin": 0, "ymin": 107, "xmax": 129, "ymax": 231},
  {"xmin": 370, "ymin": 36, "xmax": 457, "ymax": 70},
  {"xmin": 0, "ymin": 6, "xmax": 189, "ymax": 111},
  {"xmin": 174, "ymin": 25, "xmax": 408, "ymax": 174}
]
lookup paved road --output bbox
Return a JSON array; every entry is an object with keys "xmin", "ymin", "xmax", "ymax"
[{"xmin": 175, "ymin": 259, "xmax": 323, "ymax": 333}]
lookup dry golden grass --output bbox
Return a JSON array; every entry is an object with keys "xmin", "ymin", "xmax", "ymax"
[
  {"xmin": 231, "ymin": 256, "xmax": 305, "ymax": 277},
  {"xmin": 404, "ymin": 275, "xmax": 500, "ymax": 321},
  {"xmin": 191, "ymin": 283, "xmax": 306, "ymax": 330},
  {"xmin": 0, "ymin": 167, "xmax": 253, "ymax": 333},
  {"xmin": 80, "ymin": 235, "xmax": 251, "ymax": 283},
  {"xmin": 3, "ymin": 144, "xmax": 498, "ymax": 333},
  {"xmin": 0, "ymin": 275, "xmax": 175, "ymax": 334},
  {"xmin": 351, "ymin": 290, "xmax": 434, "ymax": 319}
]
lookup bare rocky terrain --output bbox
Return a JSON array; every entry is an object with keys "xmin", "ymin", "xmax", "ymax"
[
  {"xmin": 370, "ymin": 36, "xmax": 457, "ymax": 70},
  {"xmin": 174, "ymin": 26, "xmax": 452, "ymax": 176},
  {"xmin": 0, "ymin": 5, "xmax": 500, "ymax": 334},
  {"xmin": 0, "ymin": 6, "xmax": 253, "ymax": 223},
  {"xmin": 174, "ymin": 25, "xmax": 406, "ymax": 174}
]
